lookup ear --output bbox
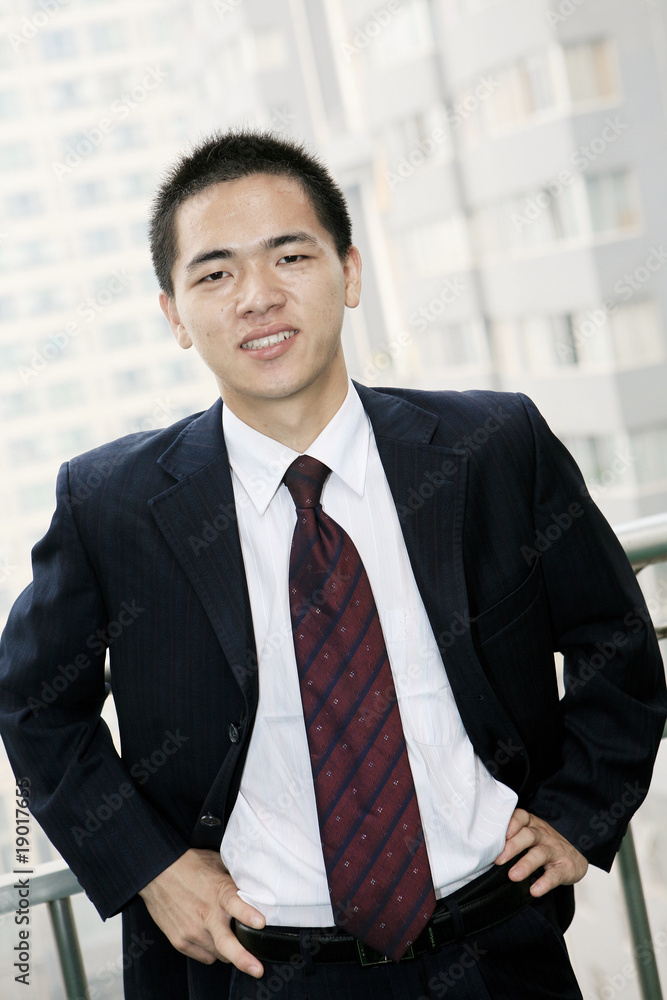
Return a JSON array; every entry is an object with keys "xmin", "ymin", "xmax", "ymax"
[
  {"xmin": 343, "ymin": 245, "xmax": 362, "ymax": 309},
  {"xmin": 159, "ymin": 291, "xmax": 192, "ymax": 349}
]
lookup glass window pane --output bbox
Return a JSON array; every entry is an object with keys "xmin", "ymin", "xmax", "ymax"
[{"xmin": 565, "ymin": 39, "xmax": 617, "ymax": 104}]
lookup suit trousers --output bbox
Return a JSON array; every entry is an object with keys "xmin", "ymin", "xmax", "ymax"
[{"xmin": 227, "ymin": 894, "xmax": 583, "ymax": 1000}]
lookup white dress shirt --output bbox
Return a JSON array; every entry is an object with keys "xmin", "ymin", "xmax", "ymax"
[{"xmin": 220, "ymin": 382, "xmax": 517, "ymax": 926}]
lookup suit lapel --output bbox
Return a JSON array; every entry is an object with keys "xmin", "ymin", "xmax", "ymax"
[
  {"xmin": 356, "ymin": 383, "xmax": 528, "ymax": 790},
  {"xmin": 148, "ymin": 398, "xmax": 258, "ymax": 709}
]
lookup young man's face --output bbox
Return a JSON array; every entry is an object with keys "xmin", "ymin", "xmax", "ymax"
[{"xmin": 160, "ymin": 172, "xmax": 361, "ymax": 416}]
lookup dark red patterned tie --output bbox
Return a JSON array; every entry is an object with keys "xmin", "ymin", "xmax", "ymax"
[{"xmin": 284, "ymin": 455, "xmax": 436, "ymax": 961}]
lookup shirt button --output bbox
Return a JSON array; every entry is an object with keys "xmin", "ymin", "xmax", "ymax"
[
  {"xmin": 228, "ymin": 723, "xmax": 240, "ymax": 744},
  {"xmin": 200, "ymin": 813, "xmax": 222, "ymax": 828}
]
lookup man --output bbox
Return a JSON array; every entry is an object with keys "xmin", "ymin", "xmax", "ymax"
[{"xmin": 0, "ymin": 130, "xmax": 665, "ymax": 1000}]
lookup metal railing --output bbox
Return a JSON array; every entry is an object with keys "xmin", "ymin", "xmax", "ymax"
[
  {"xmin": 0, "ymin": 860, "xmax": 87, "ymax": 998},
  {"xmin": 1, "ymin": 511, "xmax": 666, "ymax": 1000},
  {"xmin": 610, "ymin": 511, "xmax": 667, "ymax": 1000}
]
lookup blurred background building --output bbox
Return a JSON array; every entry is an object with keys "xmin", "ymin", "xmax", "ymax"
[{"xmin": 1, "ymin": 0, "xmax": 666, "ymax": 996}]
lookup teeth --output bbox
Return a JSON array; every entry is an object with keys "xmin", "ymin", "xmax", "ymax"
[{"xmin": 241, "ymin": 329, "xmax": 298, "ymax": 350}]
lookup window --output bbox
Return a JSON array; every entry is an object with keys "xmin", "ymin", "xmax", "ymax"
[
  {"xmin": 252, "ymin": 27, "xmax": 287, "ymax": 72},
  {"xmin": 610, "ymin": 299, "xmax": 663, "ymax": 367},
  {"xmin": 0, "ymin": 297, "xmax": 17, "ymax": 321},
  {"xmin": 102, "ymin": 322, "xmax": 140, "ymax": 350},
  {"xmin": 23, "ymin": 290, "xmax": 67, "ymax": 316},
  {"xmin": 130, "ymin": 220, "xmax": 148, "ymax": 245},
  {"xmin": 19, "ymin": 484, "xmax": 56, "ymax": 512},
  {"xmin": 6, "ymin": 192, "xmax": 43, "ymax": 218},
  {"xmin": 0, "ymin": 143, "xmax": 33, "ymax": 170},
  {"xmin": 48, "ymin": 382, "xmax": 87, "ymax": 408},
  {"xmin": 13, "ymin": 240, "xmax": 63, "ymax": 268},
  {"xmin": 586, "ymin": 171, "xmax": 640, "ymax": 234},
  {"xmin": 73, "ymin": 181, "xmax": 109, "ymax": 207},
  {"xmin": 113, "ymin": 370, "xmax": 147, "ymax": 395},
  {"xmin": 108, "ymin": 124, "xmax": 146, "ymax": 150},
  {"xmin": 49, "ymin": 80, "xmax": 86, "ymax": 110},
  {"xmin": 564, "ymin": 39, "xmax": 618, "ymax": 105},
  {"xmin": 507, "ymin": 180, "xmax": 583, "ymax": 253},
  {"xmin": 629, "ymin": 425, "xmax": 667, "ymax": 487},
  {"xmin": 122, "ymin": 173, "xmax": 155, "ymax": 198},
  {"xmin": 88, "ymin": 21, "xmax": 125, "ymax": 52},
  {"xmin": 97, "ymin": 72, "xmax": 125, "ymax": 101},
  {"xmin": 402, "ymin": 215, "xmax": 472, "ymax": 276},
  {"xmin": 367, "ymin": 0, "xmax": 434, "ymax": 69},
  {"xmin": 385, "ymin": 106, "xmax": 450, "ymax": 170},
  {"xmin": 562, "ymin": 435, "xmax": 621, "ymax": 486},
  {"xmin": 40, "ymin": 30, "xmax": 78, "ymax": 61},
  {"xmin": 491, "ymin": 310, "xmax": 616, "ymax": 373},
  {"xmin": 483, "ymin": 51, "xmax": 556, "ymax": 134},
  {"xmin": 418, "ymin": 321, "xmax": 487, "ymax": 368},
  {"xmin": 0, "ymin": 91, "xmax": 22, "ymax": 118},
  {"xmin": 83, "ymin": 229, "xmax": 120, "ymax": 255}
]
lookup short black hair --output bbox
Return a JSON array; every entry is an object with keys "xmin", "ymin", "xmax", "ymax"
[{"xmin": 149, "ymin": 129, "xmax": 354, "ymax": 297}]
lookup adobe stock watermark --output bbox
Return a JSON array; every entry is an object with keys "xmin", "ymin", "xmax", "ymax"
[
  {"xmin": 51, "ymin": 68, "xmax": 166, "ymax": 178},
  {"xmin": 6, "ymin": 0, "xmax": 69, "ymax": 52},
  {"xmin": 340, "ymin": 0, "xmax": 402, "ymax": 63},
  {"xmin": 521, "ymin": 503, "xmax": 584, "ymax": 566},
  {"xmin": 576, "ymin": 780, "xmax": 647, "ymax": 853},
  {"xmin": 409, "ymin": 278, "xmax": 467, "ymax": 333},
  {"xmin": 128, "ymin": 397, "xmax": 175, "ymax": 434},
  {"xmin": 71, "ymin": 730, "xmax": 189, "ymax": 846},
  {"xmin": 213, "ymin": 0, "xmax": 244, "ymax": 18},
  {"xmin": 589, "ymin": 922, "xmax": 667, "ymax": 1000},
  {"xmin": 385, "ymin": 78, "xmax": 499, "ymax": 190},
  {"xmin": 89, "ymin": 933, "xmax": 155, "ymax": 997},
  {"xmin": 222, "ymin": 775, "xmax": 310, "ymax": 869},
  {"xmin": 555, "ymin": 244, "xmax": 667, "ymax": 364},
  {"xmin": 362, "ymin": 330, "xmax": 413, "ymax": 383},
  {"xmin": 26, "ymin": 600, "xmax": 145, "ymax": 714},
  {"xmin": 396, "ymin": 406, "xmax": 512, "ymax": 522},
  {"xmin": 511, "ymin": 116, "xmax": 628, "ymax": 233},
  {"xmin": 613, "ymin": 243, "xmax": 667, "ymax": 300},
  {"xmin": 18, "ymin": 269, "xmax": 134, "ymax": 384},
  {"xmin": 565, "ymin": 603, "xmax": 653, "ymax": 698},
  {"xmin": 580, "ymin": 448, "xmax": 635, "ymax": 502},
  {"xmin": 262, "ymin": 106, "xmax": 297, "ymax": 136},
  {"xmin": 546, "ymin": 0, "xmax": 588, "ymax": 26}
]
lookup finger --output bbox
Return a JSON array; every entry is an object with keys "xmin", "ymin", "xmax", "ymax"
[
  {"xmin": 210, "ymin": 924, "xmax": 264, "ymax": 978},
  {"xmin": 504, "ymin": 808, "xmax": 530, "ymax": 839},
  {"xmin": 507, "ymin": 843, "xmax": 550, "ymax": 881},
  {"xmin": 494, "ymin": 825, "xmax": 537, "ymax": 865},
  {"xmin": 179, "ymin": 942, "xmax": 219, "ymax": 965},
  {"xmin": 219, "ymin": 886, "xmax": 266, "ymax": 930}
]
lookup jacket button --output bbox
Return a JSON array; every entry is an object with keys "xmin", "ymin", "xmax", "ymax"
[
  {"xmin": 228, "ymin": 723, "xmax": 240, "ymax": 744},
  {"xmin": 200, "ymin": 813, "xmax": 222, "ymax": 828}
]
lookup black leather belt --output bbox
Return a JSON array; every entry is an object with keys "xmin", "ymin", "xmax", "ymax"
[{"xmin": 233, "ymin": 855, "xmax": 539, "ymax": 967}]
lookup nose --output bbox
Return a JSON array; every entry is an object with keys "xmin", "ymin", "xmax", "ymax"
[{"xmin": 234, "ymin": 263, "xmax": 287, "ymax": 317}]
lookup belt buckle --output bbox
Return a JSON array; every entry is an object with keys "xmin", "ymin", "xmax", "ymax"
[{"xmin": 356, "ymin": 941, "xmax": 415, "ymax": 966}]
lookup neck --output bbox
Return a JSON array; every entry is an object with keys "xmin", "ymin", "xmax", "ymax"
[{"xmin": 220, "ymin": 369, "xmax": 349, "ymax": 452}]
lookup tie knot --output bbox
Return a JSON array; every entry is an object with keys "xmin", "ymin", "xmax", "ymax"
[{"xmin": 284, "ymin": 456, "xmax": 331, "ymax": 510}]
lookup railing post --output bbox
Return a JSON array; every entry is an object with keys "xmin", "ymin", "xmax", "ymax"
[
  {"xmin": 618, "ymin": 825, "xmax": 664, "ymax": 1000},
  {"xmin": 47, "ymin": 896, "xmax": 90, "ymax": 1000}
]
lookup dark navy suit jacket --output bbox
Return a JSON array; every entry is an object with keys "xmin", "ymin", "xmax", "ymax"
[{"xmin": 1, "ymin": 385, "xmax": 665, "ymax": 998}]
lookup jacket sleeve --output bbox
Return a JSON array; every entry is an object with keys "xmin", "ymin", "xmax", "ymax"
[
  {"xmin": 0, "ymin": 462, "xmax": 190, "ymax": 919},
  {"xmin": 517, "ymin": 393, "xmax": 667, "ymax": 870}
]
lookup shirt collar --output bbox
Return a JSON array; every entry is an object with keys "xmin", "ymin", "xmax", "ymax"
[{"xmin": 222, "ymin": 381, "xmax": 370, "ymax": 515}]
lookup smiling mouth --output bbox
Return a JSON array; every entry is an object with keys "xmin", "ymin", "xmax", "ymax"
[{"xmin": 241, "ymin": 329, "xmax": 299, "ymax": 350}]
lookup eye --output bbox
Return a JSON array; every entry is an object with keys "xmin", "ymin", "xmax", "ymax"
[
  {"xmin": 202, "ymin": 270, "xmax": 229, "ymax": 282},
  {"xmin": 278, "ymin": 254, "xmax": 306, "ymax": 264}
]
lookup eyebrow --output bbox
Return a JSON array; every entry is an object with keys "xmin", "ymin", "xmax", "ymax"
[{"xmin": 184, "ymin": 232, "xmax": 321, "ymax": 273}]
